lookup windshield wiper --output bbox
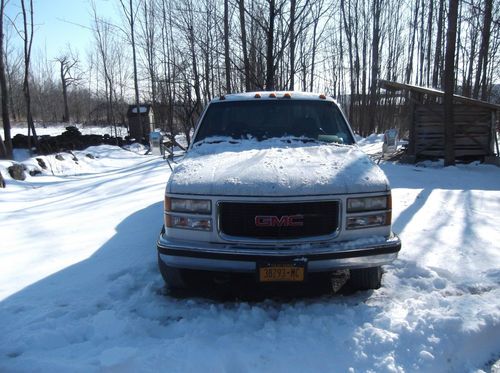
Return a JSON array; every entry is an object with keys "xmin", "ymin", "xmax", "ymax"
[
  {"xmin": 193, "ymin": 137, "xmax": 240, "ymax": 147},
  {"xmin": 281, "ymin": 136, "xmax": 320, "ymax": 144}
]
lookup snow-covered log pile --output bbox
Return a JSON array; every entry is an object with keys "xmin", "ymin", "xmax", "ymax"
[{"xmin": 11, "ymin": 126, "xmax": 138, "ymax": 155}]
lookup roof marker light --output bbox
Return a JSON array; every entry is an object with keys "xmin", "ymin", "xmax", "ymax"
[
  {"xmin": 319, "ymin": 94, "xmax": 326, "ymax": 99},
  {"xmin": 269, "ymin": 92, "xmax": 277, "ymax": 98},
  {"xmin": 283, "ymin": 92, "xmax": 292, "ymax": 98},
  {"xmin": 254, "ymin": 93, "xmax": 261, "ymax": 98}
]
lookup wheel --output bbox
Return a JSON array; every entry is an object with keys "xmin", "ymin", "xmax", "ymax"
[
  {"xmin": 158, "ymin": 254, "xmax": 188, "ymax": 290},
  {"xmin": 349, "ymin": 266, "xmax": 383, "ymax": 290}
]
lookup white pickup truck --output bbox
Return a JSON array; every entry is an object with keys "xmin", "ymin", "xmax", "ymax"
[{"xmin": 157, "ymin": 92, "xmax": 401, "ymax": 292}]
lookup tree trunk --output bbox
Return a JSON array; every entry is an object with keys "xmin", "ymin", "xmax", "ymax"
[
  {"xmin": 188, "ymin": 24, "xmax": 202, "ymax": 114},
  {"xmin": 425, "ymin": 0, "xmax": 434, "ymax": 86},
  {"xmin": 309, "ymin": 19, "xmax": 318, "ymax": 92},
  {"xmin": 418, "ymin": 0, "xmax": 425, "ymax": 86},
  {"xmin": 479, "ymin": 0, "xmax": 493, "ymax": 100},
  {"xmin": 406, "ymin": 0, "xmax": 419, "ymax": 84},
  {"xmin": 238, "ymin": 0, "xmax": 250, "ymax": 92},
  {"xmin": 143, "ymin": 1, "xmax": 157, "ymax": 125},
  {"xmin": 0, "ymin": 133, "xmax": 6, "ymax": 159},
  {"xmin": 454, "ymin": 0, "xmax": 462, "ymax": 89},
  {"xmin": 0, "ymin": 161, "xmax": 5, "ymax": 187},
  {"xmin": 0, "ymin": 0, "xmax": 12, "ymax": 159},
  {"xmin": 223, "ymin": 0, "xmax": 231, "ymax": 93},
  {"xmin": 168, "ymin": 3, "xmax": 176, "ymax": 134},
  {"xmin": 265, "ymin": 0, "xmax": 276, "ymax": 91},
  {"xmin": 288, "ymin": 0, "xmax": 296, "ymax": 91},
  {"xmin": 340, "ymin": 0, "xmax": 355, "ymax": 122},
  {"xmin": 443, "ymin": 0, "xmax": 458, "ymax": 167},
  {"xmin": 129, "ymin": 0, "xmax": 142, "ymax": 134},
  {"xmin": 432, "ymin": 0, "xmax": 445, "ymax": 88},
  {"xmin": 21, "ymin": 0, "xmax": 37, "ymax": 152},
  {"xmin": 203, "ymin": 3, "xmax": 212, "ymax": 102},
  {"xmin": 369, "ymin": 0, "xmax": 381, "ymax": 135},
  {"xmin": 361, "ymin": 3, "xmax": 368, "ymax": 129},
  {"xmin": 463, "ymin": 18, "xmax": 478, "ymax": 98},
  {"xmin": 353, "ymin": 0, "xmax": 360, "ymax": 117},
  {"xmin": 60, "ymin": 61, "xmax": 69, "ymax": 122}
]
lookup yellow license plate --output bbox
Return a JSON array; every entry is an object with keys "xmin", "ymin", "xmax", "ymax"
[{"xmin": 259, "ymin": 264, "xmax": 305, "ymax": 282}]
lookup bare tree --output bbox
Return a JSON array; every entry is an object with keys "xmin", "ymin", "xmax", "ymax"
[
  {"xmin": 472, "ymin": 0, "xmax": 493, "ymax": 100},
  {"xmin": 238, "ymin": 0, "xmax": 251, "ymax": 92},
  {"xmin": 139, "ymin": 0, "xmax": 157, "ymax": 124},
  {"xmin": 238, "ymin": 0, "xmax": 251, "ymax": 91},
  {"xmin": 444, "ymin": 0, "xmax": 459, "ymax": 166},
  {"xmin": 406, "ymin": 0, "xmax": 420, "ymax": 84},
  {"xmin": 224, "ymin": 0, "xmax": 231, "ymax": 92},
  {"xmin": 180, "ymin": 0, "xmax": 202, "ymax": 115},
  {"xmin": 55, "ymin": 48, "xmax": 81, "ymax": 122},
  {"xmin": 461, "ymin": 1, "xmax": 480, "ymax": 97},
  {"xmin": 91, "ymin": 1, "xmax": 117, "ymax": 135},
  {"xmin": 264, "ymin": 0, "xmax": 277, "ymax": 90},
  {"xmin": 369, "ymin": 0, "xmax": 382, "ymax": 135},
  {"xmin": 426, "ymin": 0, "xmax": 434, "ymax": 86},
  {"xmin": 418, "ymin": 0, "xmax": 425, "ymax": 86},
  {"xmin": 20, "ymin": 0, "xmax": 38, "ymax": 151},
  {"xmin": 4, "ymin": 26, "xmax": 22, "ymax": 122},
  {"xmin": 340, "ymin": 0, "xmax": 355, "ymax": 121},
  {"xmin": 432, "ymin": 0, "xmax": 445, "ymax": 88},
  {"xmin": 119, "ymin": 0, "xmax": 142, "ymax": 128},
  {"xmin": 309, "ymin": 0, "xmax": 328, "ymax": 92},
  {"xmin": 0, "ymin": 0, "xmax": 12, "ymax": 158}
]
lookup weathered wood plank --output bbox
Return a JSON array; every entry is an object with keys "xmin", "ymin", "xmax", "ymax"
[{"xmin": 409, "ymin": 101, "xmax": 496, "ymax": 158}]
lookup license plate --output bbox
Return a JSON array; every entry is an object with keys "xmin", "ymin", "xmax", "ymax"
[{"xmin": 258, "ymin": 263, "xmax": 305, "ymax": 282}]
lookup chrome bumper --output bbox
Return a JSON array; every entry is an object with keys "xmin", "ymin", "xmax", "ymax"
[{"xmin": 157, "ymin": 232, "xmax": 401, "ymax": 273}]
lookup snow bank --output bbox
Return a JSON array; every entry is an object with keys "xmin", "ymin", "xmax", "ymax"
[{"xmin": 0, "ymin": 145, "xmax": 151, "ymax": 193}]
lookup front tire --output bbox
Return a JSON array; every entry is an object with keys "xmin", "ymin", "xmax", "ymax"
[
  {"xmin": 349, "ymin": 266, "xmax": 382, "ymax": 290},
  {"xmin": 158, "ymin": 254, "xmax": 188, "ymax": 290}
]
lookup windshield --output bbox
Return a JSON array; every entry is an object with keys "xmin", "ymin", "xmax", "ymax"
[{"xmin": 193, "ymin": 100, "xmax": 355, "ymax": 145}]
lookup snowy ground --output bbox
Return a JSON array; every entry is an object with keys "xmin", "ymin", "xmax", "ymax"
[{"xmin": 1, "ymin": 139, "xmax": 499, "ymax": 372}]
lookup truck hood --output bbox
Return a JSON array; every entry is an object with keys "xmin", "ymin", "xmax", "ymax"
[{"xmin": 167, "ymin": 139, "xmax": 389, "ymax": 196}]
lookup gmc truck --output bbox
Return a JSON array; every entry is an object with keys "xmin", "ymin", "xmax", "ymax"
[{"xmin": 157, "ymin": 92, "xmax": 401, "ymax": 292}]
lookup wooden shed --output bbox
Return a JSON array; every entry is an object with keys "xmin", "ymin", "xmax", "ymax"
[
  {"xmin": 127, "ymin": 104, "xmax": 154, "ymax": 142},
  {"xmin": 379, "ymin": 80, "xmax": 499, "ymax": 161}
]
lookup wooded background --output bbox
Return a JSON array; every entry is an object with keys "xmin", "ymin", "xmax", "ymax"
[{"xmin": 1, "ymin": 0, "xmax": 499, "ymax": 155}]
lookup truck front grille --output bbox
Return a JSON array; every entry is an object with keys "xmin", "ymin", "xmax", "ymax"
[{"xmin": 218, "ymin": 201, "xmax": 339, "ymax": 239}]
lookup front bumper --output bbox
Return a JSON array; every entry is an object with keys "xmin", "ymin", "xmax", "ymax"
[{"xmin": 157, "ymin": 230, "xmax": 401, "ymax": 273}]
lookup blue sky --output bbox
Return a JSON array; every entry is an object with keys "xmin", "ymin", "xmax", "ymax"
[{"xmin": 6, "ymin": 0, "xmax": 117, "ymax": 60}]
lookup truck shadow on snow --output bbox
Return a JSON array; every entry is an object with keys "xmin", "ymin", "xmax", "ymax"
[
  {"xmin": 1, "ymin": 201, "xmax": 367, "ymax": 319},
  {"xmin": 0, "ymin": 204, "xmax": 382, "ymax": 372}
]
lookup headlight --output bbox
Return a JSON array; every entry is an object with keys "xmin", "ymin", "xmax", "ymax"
[
  {"xmin": 347, "ymin": 195, "xmax": 390, "ymax": 212},
  {"xmin": 164, "ymin": 197, "xmax": 212, "ymax": 231},
  {"xmin": 166, "ymin": 215, "xmax": 212, "ymax": 231},
  {"xmin": 347, "ymin": 212, "xmax": 391, "ymax": 229},
  {"xmin": 346, "ymin": 194, "xmax": 391, "ymax": 230},
  {"xmin": 165, "ymin": 197, "xmax": 211, "ymax": 214}
]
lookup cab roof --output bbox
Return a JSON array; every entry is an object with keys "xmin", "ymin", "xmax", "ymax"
[{"xmin": 213, "ymin": 91, "xmax": 337, "ymax": 103}]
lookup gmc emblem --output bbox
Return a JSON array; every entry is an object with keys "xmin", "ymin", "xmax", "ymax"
[{"xmin": 254, "ymin": 214, "xmax": 304, "ymax": 227}]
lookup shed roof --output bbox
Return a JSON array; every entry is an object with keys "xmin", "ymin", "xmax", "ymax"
[
  {"xmin": 127, "ymin": 104, "xmax": 152, "ymax": 116},
  {"xmin": 379, "ymin": 79, "xmax": 500, "ymax": 111}
]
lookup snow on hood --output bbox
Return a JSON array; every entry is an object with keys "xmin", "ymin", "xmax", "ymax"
[{"xmin": 168, "ymin": 138, "xmax": 389, "ymax": 196}]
